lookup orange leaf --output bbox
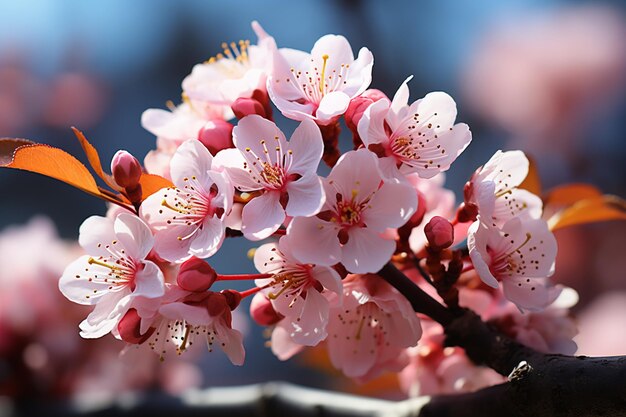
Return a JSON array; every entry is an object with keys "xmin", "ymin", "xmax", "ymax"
[
  {"xmin": 518, "ymin": 155, "xmax": 542, "ymax": 195},
  {"xmin": 544, "ymin": 183, "xmax": 602, "ymax": 208},
  {"xmin": 0, "ymin": 138, "xmax": 33, "ymax": 165},
  {"xmin": 548, "ymin": 195, "xmax": 626, "ymax": 231},
  {"xmin": 1, "ymin": 141, "xmax": 101, "ymax": 197},
  {"xmin": 0, "ymin": 139, "xmax": 130, "ymax": 208},
  {"xmin": 138, "ymin": 173, "xmax": 173, "ymax": 202},
  {"xmin": 72, "ymin": 127, "xmax": 120, "ymax": 190}
]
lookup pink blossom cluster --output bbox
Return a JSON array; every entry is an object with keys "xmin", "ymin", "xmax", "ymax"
[
  {"xmin": 0, "ymin": 218, "xmax": 203, "ymax": 400},
  {"xmin": 57, "ymin": 21, "xmax": 577, "ymax": 394}
]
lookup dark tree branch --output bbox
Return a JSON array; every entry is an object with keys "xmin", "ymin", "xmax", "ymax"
[{"xmin": 377, "ymin": 262, "xmax": 626, "ymax": 416}]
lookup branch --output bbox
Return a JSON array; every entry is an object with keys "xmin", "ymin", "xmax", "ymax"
[{"xmin": 377, "ymin": 262, "xmax": 626, "ymax": 416}]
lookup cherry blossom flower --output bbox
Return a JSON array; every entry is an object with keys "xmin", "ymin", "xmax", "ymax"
[
  {"xmin": 467, "ymin": 150, "xmax": 543, "ymax": 227},
  {"xmin": 59, "ymin": 213, "xmax": 165, "ymax": 338},
  {"xmin": 357, "ymin": 77, "xmax": 471, "ymax": 180},
  {"xmin": 182, "ymin": 21, "xmax": 276, "ymax": 110},
  {"xmin": 468, "ymin": 217, "xmax": 559, "ymax": 311},
  {"xmin": 213, "ymin": 115, "xmax": 324, "ymax": 240},
  {"xmin": 326, "ymin": 274, "xmax": 422, "ymax": 379},
  {"xmin": 286, "ymin": 149, "xmax": 417, "ymax": 273},
  {"xmin": 140, "ymin": 140, "xmax": 233, "ymax": 263},
  {"xmin": 399, "ymin": 319, "xmax": 504, "ymax": 396},
  {"xmin": 253, "ymin": 238, "xmax": 342, "ymax": 346},
  {"xmin": 137, "ymin": 285, "xmax": 245, "ymax": 365},
  {"xmin": 267, "ymin": 34, "xmax": 373, "ymax": 125}
]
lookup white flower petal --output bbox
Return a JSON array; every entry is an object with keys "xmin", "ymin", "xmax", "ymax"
[
  {"xmin": 241, "ymin": 191, "xmax": 285, "ymax": 240},
  {"xmin": 285, "ymin": 175, "xmax": 325, "ymax": 217}
]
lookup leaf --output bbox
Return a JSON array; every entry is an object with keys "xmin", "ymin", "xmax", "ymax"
[
  {"xmin": 0, "ymin": 138, "xmax": 33, "ymax": 165},
  {"xmin": 0, "ymin": 138, "xmax": 129, "ymax": 207},
  {"xmin": 72, "ymin": 127, "xmax": 120, "ymax": 190},
  {"xmin": 518, "ymin": 155, "xmax": 542, "ymax": 196},
  {"xmin": 544, "ymin": 183, "xmax": 602, "ymax": 208},
  {"xmin": 138, "ymin": 173, "xmax": 173, "ymax": 201},
  {"xmin": 1, "ymin": 140, "xmax": 101, "ymax": 197},
  {"xmin": 548, "ymin": 195, "xmax": 626, "ymax": 231}
]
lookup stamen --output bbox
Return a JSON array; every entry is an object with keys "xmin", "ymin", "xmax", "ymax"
[
  {"xmin": 161, "ymin": 199, "xmax": 188, "ymax": 214},
  {"xmin": 88, "ymin": 257, "xmax": 119, "ymax": 271},
  {"xmin": 320, "ymin": 54, "xmax": 329, "ymax": 94}
]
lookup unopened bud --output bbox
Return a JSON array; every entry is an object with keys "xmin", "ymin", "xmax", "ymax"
[
  {"xmin": 231, "ymin": 97, "xmax": 267, "ymax": 119},
  {"xmin": 220, "ymin": 289, "xmax": 242, "ymax": 310},
  {"xmin": 111, "ymin": 150, "xmax": 142, "ymax": 189},
  {"xmin": 425, "ymin": 216, "xmax": 455, "ymax": 251},
  {"xmin": 206, "ymin": 292, "xmax": 229, "ymax": 317},
  {"xmin": 118, "ymin": 309, "xmax": 154, "ymax": 344},
  {"xmin": 250, "ymin": 292, "xmax": 283, "ymax": 326},
  {"xmin": 198, "ymin": 120, "xmax": 234, "ymax": 155},
  {"xmin": 345, "ymin": 89, "xmax": 388, "ymax": 147},
  {"xmin": 177, "ymin": 257, "xmax": 217, "ymax": 292}
]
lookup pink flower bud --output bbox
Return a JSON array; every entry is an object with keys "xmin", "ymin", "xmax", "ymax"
[
  {"xmin": 220, "ymin": 289, "xmax": 242, "ymax": 310},
  {"xmin": 205, "ymin": 292, "xmax": 229, "ymax": 317},
  {"xmin": 424, "ymin": 216, "xmax": 455, "ymax": 250},
  {"xmin": 111, "ymin": 150, "xmax": 142, "ymax": 188},
  {"xmin": 231, "ymin": 97, "xmax": 267, "ymax": 119},
  {"xmin": 345, "ymin": 96, "xmax": 374, "ymax": 134},
  {"xmin": 198, "ymin": 120, "xmax": 234, "ymax": 155},
  {"xmin": 362, "ymin": 88, "xmax": 388, "ymax": 102},
  {"xmin": 345, "ymin": 89, "xmax": 388, "ymax": 146},
  {"xmin": 118, "ymin": 308, "xmax": 154, "ymax": 344},
  {"xmin": 250, "ymin": 292, "xmax": 283, "ymax": 326},
  {"xmin": 177, "ymin": 257, "xmax": 217, "ymax": 292}
]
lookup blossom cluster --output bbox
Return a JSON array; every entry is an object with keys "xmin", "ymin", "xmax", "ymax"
[{"xmin": 56, "ymin": 21, "xmax": 575, "ymax": 394}]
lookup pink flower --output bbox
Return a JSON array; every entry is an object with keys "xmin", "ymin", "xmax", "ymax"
[
  {"xmin": 468, "ymin": 217, "xmax": 559, "ymax": 311},
  {"xmin": 59, "ymin": 213, "xmax": 165, "ymax": 338},
  {"xmin": 287, "ymin": 149, "xmax": 417, "ymax": 273},
  {"xmin": 467, "ymin": 150, "xmax": 543, "ymax": 228},
  {"xmin": 182, "ymin": 21, "xmax": 276, "ymax": 111},
  {"xmin": 267, "ymin": 34, "xmax": 373, "ymax": 125},
  {"xmin": 358, "ymin": 77, "xmax": 471, "ymax": 180},
  {"xmin": 140, "ymin": 140, "xmax": 233, "ymax": 263},
  {"xmin": 214, "ymin": 115, "xmax": 324, "ymax": 240},
  {"xmin": 326, "ymin": 274, "xmax": 422, "ymax": 379},
  {"xmin": 139, "ymin": 285, "xmax": 245, "ymax": 365},
  {"xmin": 253, "ymin": 237, "xmax": 342, "ymax": 346},
  {"xmin": 399, "ymin": 319, "xmax": 504, "ymax": 396}
]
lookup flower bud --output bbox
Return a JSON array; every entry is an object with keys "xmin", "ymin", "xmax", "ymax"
[
  {"xmin": 206, "ymin": 292, "xmax": 229, "ymax": 317},
  {"xmin": 111, "ymin": 150, "xmax": 142, "ymax": 189},
  {"xmin": 118, "ymin": 308, "xmax": 154, "ymax": 344},
  {"xmin": 424, "ymin": 216, "xmax": 455, "ymax": 251},
  {"xmin": 220, "ymin": 289, "xmax": 242, "ymax": 310},
  {"xmin": 250, "ymin": 292, "xmax": 283, "ymax": 326},
  {"xmin": 345, "ymin": 89, "xmax": 388, "ymax": 147},
  {"xmin": 177, "ymin": 257, "xmax": 217, "ymax": 292},
  {"xmin": 198, "ymin": 120, "xmax": 234, "ymax": 155},
  {"xmin": 231, "ymin": 97, "xmax": 267, "ymax": 119}
]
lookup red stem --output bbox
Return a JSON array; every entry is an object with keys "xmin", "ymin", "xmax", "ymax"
[{"xmin": 217, "ymin": 273, "xmax": 274, "ymax": 281}]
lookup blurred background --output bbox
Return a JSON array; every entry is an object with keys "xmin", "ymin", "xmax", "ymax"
[{"xmin": 1, "ymin": 0, "xmax": 625, "ymax": 406}]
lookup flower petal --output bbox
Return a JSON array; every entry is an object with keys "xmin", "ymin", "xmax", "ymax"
[
  {"xmin": 213, "ymin": 148, "xmax": 261, "ymax": 192},
  {"xmin": 363, "ymin": 181, "xmax": 417, "ymax": 231},
  {"xmin": 316, "ymin": 91, "xmax": 351, "ymax": 123},
  {"xmin": 286, "ymin": 216, "xmax": 341, "ymax": 266},
  {"xmin": 189, "ymin": 215, "xmax": 225, "ymax": 259},
  {"xmin": 342, "ymin": 227, "xmax": 395, "ymax": 273},
  {"xmin": 286, "ymin": 119, "xmax": 324, "ymax": 175},
  {"xmin": 285, "ymin": 175, "xmax": 325, "ymax": 217},
  {"xmin": 241, "ymin": 191, "xmax": 285, "ymax": 240},
  {"xmin": 78, "ymin": 216, "xmax": 116, "ymax": 257},
  {"xmin": 132, "ymin": 261, "xmax": 165, "ymax": 299},
  {"xmin": 114, "ymin": 213, "xmax": 154, "ymax": 260},
  {"xmin": 170, "ymin": 139, "xmax": 214, "ymax": 186}
]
